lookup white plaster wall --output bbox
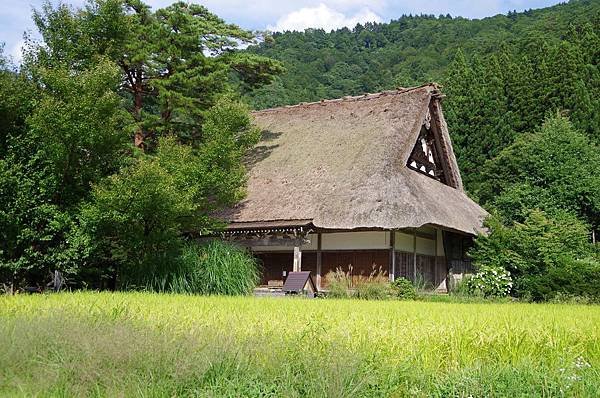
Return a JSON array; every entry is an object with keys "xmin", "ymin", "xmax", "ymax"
[
  {"xmin": 321, "ymin": 231, "xmax": 390, "ymax": 250},
  {"xmin": 395, "ymin": 228, "xmax": 445, "ymax": 256},
  {"xmin": 394, "ymin": 232, "xmax": 414, "ymax": 252},
  {"xmin": 249, "ymin": 229, "xmax": 446, "ymax": 255},
  {"xmin": 416, "ymin": 236, "xmax": 435, "ymax": 256},
  {"xmin": 303, "ymin": 233, "xmax": 318, "ymax": 250}
]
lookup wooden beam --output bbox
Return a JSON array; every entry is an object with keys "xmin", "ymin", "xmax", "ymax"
[
  {"xmin": 230, "ymin": 237, "xmax": 309, "ymax": 247},
  {"xmin": 293, "ymin": 246, "xmax": 302, "ymax": 272},
  {"xmin": 434, "ymin": 227, "xmax": 438, "ymax": 283},
  {"xmin": 413, "ymin": 229, "xmax": 417, "ymax": 282},
  {"xmin": 398, "ymin": 228, "xmax": 436, "ymax": 241},
  {"xmin": 389, "ymin": 230, "xmax": 396, "ymax": 282},
  {"xmin": 429, "ymin": 99, "xmax": 463, "ymax": 190},
  {"xmin": 316, "ymin": 233, "xmax": 322, "ymax": 290}
]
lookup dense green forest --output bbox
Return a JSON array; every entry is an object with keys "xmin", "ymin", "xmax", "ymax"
[
  {"xmin": 245, "ymin": 0, "xmax": 600, "ymax": 109},
  {"xmin": 0, "ymin": 0, "xmax": 280, "ymax": 292},
  {"xmin": 0, "ymin": 0, "xmax": 599, "ymax": 300}
]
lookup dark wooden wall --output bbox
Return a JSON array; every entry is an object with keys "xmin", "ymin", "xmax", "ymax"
[
  {"xmin": 255, "ymin": 250, "xmax": 388, "ymax": 287},
  {"xmin": 256, "ymin": 252, "xmax": 317, "ymax": 286},
  {"xmin": 321, "ymin": 250, "xmax": 389, "ymax": 286},
  {"xmin": 255, "ymin": 249, "xmax": 448, "ymax": 290},
  {"xmin": 395, "ymin": 251, "xmax": 446, "ymax": 288}
]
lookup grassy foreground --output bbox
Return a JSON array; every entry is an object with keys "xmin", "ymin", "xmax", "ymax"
[{"xmin": 1, "ymin": 293, "xmax": 600, "ymax": 397}]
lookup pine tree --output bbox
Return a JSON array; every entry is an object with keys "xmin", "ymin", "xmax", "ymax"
[{"xmin": 31, "ymin": 0, "xmax": 283, "ymax": 150}]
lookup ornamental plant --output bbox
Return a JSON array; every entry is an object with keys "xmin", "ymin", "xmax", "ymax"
[
  {"xmin": 465, "ymin": 265, "xmax": 512, "ymax": 298},
  {"xmin": 391, "ymin": 277, "xmax": 417, "ymax": 300}
]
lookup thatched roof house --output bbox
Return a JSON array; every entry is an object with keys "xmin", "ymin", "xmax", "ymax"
[{"xmin": 221, "ymin": 84, "xmax": 487, "ymax": 291}]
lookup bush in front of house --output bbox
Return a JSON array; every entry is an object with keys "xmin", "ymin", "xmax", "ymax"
[
  {"xmin": 520, "ymin": 257, "xmax": 600, "ymax": 302},
  {"xmin": 325, "ymin": 268, "xmax": 352, "ymax": 298},
  {"xmin": 470, "ymin": 210, "xmax": 596, "ymax": 300},
  {"xmin": 325, "ymin": 269, "xmax": 420, "ymax": 300},
  {"xmin": 391, "ymin": 277, "xmax": 417, "ymax": 300},
  {"xmin": 181, "ymin": 240, "xmax": 260, "ymax": 296},
  {"xmin": 143, "ymin": 240, "xmax": 260, "ymax": 295},
  {"xmin": 464, "ymin": 265, "xmax": 512, "ymax": 298},
  {"xmin": 355, "ymin": 274, "xmax": 392, "ymax": 300},
  {"xmin": 325, "ymin": 267, "xmax": 393, "ymax": 300}
]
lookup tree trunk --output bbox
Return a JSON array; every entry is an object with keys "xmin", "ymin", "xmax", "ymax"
[{"xmin": 133, "ymin": 69, "xmax": 145, "ymax": 150}]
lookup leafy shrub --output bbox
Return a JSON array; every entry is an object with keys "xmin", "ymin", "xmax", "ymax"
[
  {"xmin": 326, "ymin": 267, "xmax": 392, "ymax": 300},
  {"xmin": 522, "ymin": 258, "xmax": 600, "ymax": 302},
  {"xmin": 470, "ymin": 210, "xmax": 594, "ymax": 299},
  {"xmin": 391, "ymin": 277, "xmax": 416, "ymax": 300},
  {"xmin": 325, "ymin": 268, "xmax": 352, "ymax": 298},
  {"xmin": 144, "ymin": 241, "xmax": 260, "ymax": 295},
  {"xmin": 464, "ymin": 265, "xmax": 512, "ymax": 298},
  {"xmin": 355, "ymin": 278, "xmax": 391, "ymax": 300},
  {"xmin": 448, "ymin": 275, "xmax": 472, "ymax": 297}
]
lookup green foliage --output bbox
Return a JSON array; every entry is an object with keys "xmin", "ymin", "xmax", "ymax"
[
  {"xmin": 176, "ymin": 241, "xmax": 259, "ymax": 295},
  {"xmin": 466, "ymin": 109, "xmax": 599, "ymax": 302},
  {"xmin": 244, "ymin": 2, "xmax": 600, "ymax": 113},
  {"xmin": 478, "ymin": 115, "xmax": 600, "ymax": 229},
  {"xmin": 448, "ymin": 276, "xmax": 472, "ymax": 297},
  {"xmin": 471, "ymin": 210, "xmax": 594, "ymax": 300},
  {"xmin": 30, "ymin": 0, "xmax": 282, "ymax": 149},
  {"xmin": 354, "ymin": 275, "xmax": 391, "ymax": 300},
  {"xmin": 77, "ymin": 110, "xmax": 257, "ymax": 284},
  {"xmin": 1, "ymin": 1, "xmax": 277, "ymax": 289},
  {"xmin": 0, "ymin": 59, "xmax": 129, "ymax": 285},
  {"xmin": 464, "ymin": 265, "xmax": 512, "ymax": 298},
  {"xmin": 2, "ymin": 0, "xmax": 599, "ymax": 301},
  {"xmin": 27, "ymin": 60, "xmax": 131, "ymax": 205},
  {"xmin": 521, "ymin": 258, "xmax": 600, "ymax": 302},
  {"xmin": 108, "ymin": 240, "xmax": 260, "ymax": 295},
  {"xmin": 77, "ymin": 138, "xmax": 197, "ymax": 276},
  {"xmin": 324, "ymin": 268, "xmax": 352, "ymax": 299},
  {"xmin": 243, "ymin": 3, "xmax": 600, "ymax": 204},
  {"xmin": 390, "ymin": 277, "xmax": 417, "ymax": 300},
  {"xmin": 325, "ymin": 268, "xmax": 394, "ymax": 300}
]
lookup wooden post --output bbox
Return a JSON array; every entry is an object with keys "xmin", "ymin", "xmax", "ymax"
[
  {"xmin": 316, "ymin": 233, "xmax": 322, "ymax": 290},
  {"xmin": 434, "ymin": 228, "xmax": 438, "ymax": 284},
  {"xmin": 293, "ymin": 246, "xmax": 302, "ymax": 272},
  {"xmin": 389, "ymin": 230, "xmax": 396, "ymax": 281},
  {"xmin": 413, "ymin": 229, "xmax": 417, "ymax": 283}
]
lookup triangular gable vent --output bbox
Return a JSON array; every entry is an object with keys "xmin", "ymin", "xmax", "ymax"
[{"xmin": 407, "ymin": 118, "xmax": 449, "ymax": 185}]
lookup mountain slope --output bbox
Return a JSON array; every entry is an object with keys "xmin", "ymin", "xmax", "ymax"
[{"xmin": 244, "ymin": 0, "xmax": 600, "ymax": 110}]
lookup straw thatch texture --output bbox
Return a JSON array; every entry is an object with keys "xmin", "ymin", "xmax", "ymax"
[{"xmin": 221, "ymin": 85, "xmax": 487, "ymax": 235}]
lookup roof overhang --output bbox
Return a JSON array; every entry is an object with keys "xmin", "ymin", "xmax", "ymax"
[{"xmin": 224, "ymin": 219, "xmax": 313, "ymax": 235}]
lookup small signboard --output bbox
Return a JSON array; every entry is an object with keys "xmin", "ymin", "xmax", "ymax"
[{"xmin": 282, "ymin": 271, "xmax": 317, "ymax": 297}]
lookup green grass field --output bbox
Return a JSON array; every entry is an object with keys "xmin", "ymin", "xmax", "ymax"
[{"xmin": 1, "ymin": 293, "xmax": 600, "ymax": 397}]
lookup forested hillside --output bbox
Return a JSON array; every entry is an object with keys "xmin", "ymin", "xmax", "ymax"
[
  {"xmin": 244, "ymin": 0, "xmax": 600, "ymax": 199},
  {"xmin": 245, "ymin": 0, "xmax": 599, "ymax": 110}
]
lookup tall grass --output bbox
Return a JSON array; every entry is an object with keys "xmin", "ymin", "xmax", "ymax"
[
  {"xmin": 325, "ymin": 265, "xmax": 392, "ymax": 299},
  {"xmin": 1, "ymin": 292, "xmax": 600, "ymax": 396},
  {"xmin": 144, "ymin": 240, "xmax": 260, "ymax": 295}
]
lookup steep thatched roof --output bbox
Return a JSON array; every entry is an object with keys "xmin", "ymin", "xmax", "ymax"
[{"xmin": 221, "ymin": 84, "xmax": 487, "ymax": 235}]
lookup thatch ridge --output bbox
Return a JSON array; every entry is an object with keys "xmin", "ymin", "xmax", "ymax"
[
  {"xmin": 252, "ymin": 83, "xmax": 442, "ymax": 115},
  {"xmin": 221, "ymin": 84, "xmax": 487, "ymax": 235}
]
